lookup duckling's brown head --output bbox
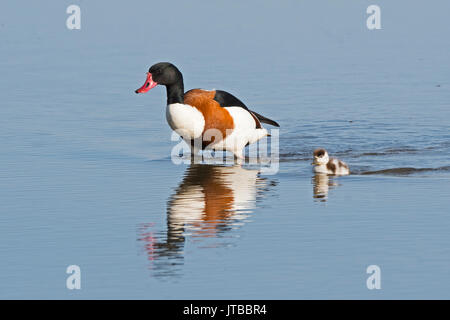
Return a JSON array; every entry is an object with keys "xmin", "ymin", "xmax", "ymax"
[{"xmin": 313, "ymin": 148, "xmax": 329, "ymax": 165}]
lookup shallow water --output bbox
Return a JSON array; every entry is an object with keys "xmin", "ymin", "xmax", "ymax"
[{"xmin": 1, "ymin": 0, "xmax": 450, "ymax": 299}]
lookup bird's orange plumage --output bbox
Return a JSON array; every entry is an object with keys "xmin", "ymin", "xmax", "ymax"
[{"xmin": 183, "ymin": 89, "xmax": 235, "ymax": 145}]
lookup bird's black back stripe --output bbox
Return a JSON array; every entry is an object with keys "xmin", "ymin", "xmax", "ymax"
[
  {"xmin": 213, "ymin": 90, "xmax": 280, "ymax": 127},
  {"xmin": 213, "ymin": 90, "xmax": 249, "ymax": 110}
]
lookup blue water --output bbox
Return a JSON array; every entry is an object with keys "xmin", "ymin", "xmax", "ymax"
[{"xmin": 1, "ymin": 0, "xmax": 450, "ymax": 299}]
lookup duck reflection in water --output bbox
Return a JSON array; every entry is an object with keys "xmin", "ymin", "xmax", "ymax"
[
  {"xmin": 138, "ymin": 164, "xmax": 276, "ymax": 277},
  {"xmin": 312, "ymin": 173, "xmax": 339, "ymax": 202}
]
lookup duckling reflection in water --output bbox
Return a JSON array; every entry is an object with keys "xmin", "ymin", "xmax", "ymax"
[
  {"xmin": 138, "ymin": 164, "xmax": 275, "ymax": 276},
  {"xmin": 312, "ymin": 173, "xmax": 339, "ymax": 201}
]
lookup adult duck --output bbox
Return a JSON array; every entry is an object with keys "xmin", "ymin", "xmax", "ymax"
[{"xmin": 135, "ymin": 62, "xmax": 279, "ymax": 159}]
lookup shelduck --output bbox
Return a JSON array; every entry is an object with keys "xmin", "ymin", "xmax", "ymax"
[
  {"xmin": 135, "ymin": 62, "xmax": 279, "ymax": 159},
  {"xmin": 312, "ymin": 148, "xmax": 350, "ymax": 175}
]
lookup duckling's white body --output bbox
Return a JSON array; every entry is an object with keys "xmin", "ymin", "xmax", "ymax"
[
  {"xmin": 314, "ymin": 158, "xmax": 350, "ymax": 175},
  {"xmin": 312, "ymin": 149, "xmax": 350, "ymax": 176}
]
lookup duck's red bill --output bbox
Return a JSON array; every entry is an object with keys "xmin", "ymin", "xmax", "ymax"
[{"xmin": 135, "ymin": 72, "xmax": 158, "ymax": 93}]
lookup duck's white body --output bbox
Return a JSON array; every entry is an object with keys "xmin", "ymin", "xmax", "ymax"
[
  {"xmin": 166, "ymin": 103, "xmax": 205, "ymax": 139},
  {"xmin": 166, "ymin": 102, "xmax": 269, "ymax": 159}
]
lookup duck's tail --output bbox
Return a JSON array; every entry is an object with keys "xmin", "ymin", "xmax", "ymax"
[{"xmin": 250, "ymin": 110, "xmax": 280, "ymax": 127}]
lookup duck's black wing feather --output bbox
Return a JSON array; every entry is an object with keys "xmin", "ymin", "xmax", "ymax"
[
  {"xmin": 213, "ymin": 90, "xmax": 280, "ymax": 127},
  {"xmin": 247, "ymin": 110, "xmax": 280, "ymax": 127}
]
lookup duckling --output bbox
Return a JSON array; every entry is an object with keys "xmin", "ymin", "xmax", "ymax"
[{"xmin": 312, "ymin": 148, "xmax": 350, "ymax": 175}]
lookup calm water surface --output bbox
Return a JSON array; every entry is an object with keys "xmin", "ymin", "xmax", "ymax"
[{"xmin": 0, "ymin": 1, "xmax": 449, "ymax": 298}]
